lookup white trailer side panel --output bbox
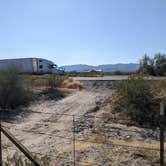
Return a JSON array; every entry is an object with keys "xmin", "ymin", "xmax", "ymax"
[{"xmin": 0, "ymin": 58, "xmax": 35, "ymax": 73}]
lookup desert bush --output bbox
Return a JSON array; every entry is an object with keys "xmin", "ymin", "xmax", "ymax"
[
  {"xmin": 150, "ymin": 79, "xmax": 166, "ymax": 95},
  {"xmin": 23, "ymin": 75, "xmax": 46, "ymax": 88},
  {"xmin": 4, "ymin": 153, "xmax": 50, "ymax": 166},
  {"xmin": 0, "ymin": 68, "xmax": 34, "ymax": 109},
  {"xmin": 62, "ymin": 79, "xmax": 82, "ymax": 89},
  {"xmin": 47, "ymin": 75, "xmax": 66, "ymax": 89},
  {"xmin": 112, "ymin": 75, "xmax": 160, "ymax": 126}
]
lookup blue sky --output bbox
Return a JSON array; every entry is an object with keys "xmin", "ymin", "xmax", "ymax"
[{"xmin": 0, "ymin": 0, "xmax": 165, "ymax": 66}]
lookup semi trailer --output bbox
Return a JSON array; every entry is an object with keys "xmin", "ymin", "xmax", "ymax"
[{"xmin": 0, "ymin": 58, "xmax": 64, "ymax": 74}]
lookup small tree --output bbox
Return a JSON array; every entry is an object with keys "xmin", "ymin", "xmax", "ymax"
[
  {"xmin": 0, "ymin": 68, "xmax": 34, "ymax": 109},
  {"xmin": 154, "ymin": 53, "xmax": 166, "ymax": 76},
  {"xmin": 139, "ymin": 54, "xmax": 154, "ymax": 75},
  {"xmin": 138, "ymin": 53, "xmax": 166, "ymax": 76}
]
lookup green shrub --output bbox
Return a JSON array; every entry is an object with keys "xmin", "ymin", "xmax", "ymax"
[
  {"xmin": 0, "ymin": 68, "xmax": 34, "ymax": 109},
  {"xmin": 113, "ymin": 75, "xmax": 159, "ymax": 126}
]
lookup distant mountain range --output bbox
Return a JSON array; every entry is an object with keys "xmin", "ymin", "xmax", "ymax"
[{"xmin": 61, "ymin": 63, "xmax": 140, "ymax": 72}]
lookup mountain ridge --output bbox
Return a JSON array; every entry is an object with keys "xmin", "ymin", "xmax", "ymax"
[{"xmin": 61, "ymin": 63, "xmax": 139, "ymax": 72}]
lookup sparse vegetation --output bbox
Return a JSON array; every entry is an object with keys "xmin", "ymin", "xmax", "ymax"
[
  {"xmin": 4, "ymin": 153, "xmax": 50, "ymax": 166},
  {"xmin": 23, "ymin": 75, "xmax": 48, "ymax": 88},
  {"xmin": 24, "ymin": 74, "xmax": 82, "ymax": 90},
  {"xmin": 151, "ymin": 79, "xmax": 166, "ymax": 103},
  {"xmin": 67, "ymin": 70, "xmax": 103, "ymax": 77},
  {"xmin": 62, "ymin": 79, "xmax": 82, "ymax": 89},
  {"xmin": 2, "ymin": 74, "xmax": 165, "ymax": 165},
  {"xmin": 111, "ymin": 75, "xmax": 166, "ymax": 126},
  {"xmin": 0, "ymin": 68, "xmax": 34, "ymax": 109},
  {"xmin": 47, "ymin": 75, "xmax": 67, "ymax": 89}
]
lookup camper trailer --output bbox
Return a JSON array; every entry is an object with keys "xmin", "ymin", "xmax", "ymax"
[{"xmin": 0, "ymin": 58, "xmax": 61, "ymax": 74}]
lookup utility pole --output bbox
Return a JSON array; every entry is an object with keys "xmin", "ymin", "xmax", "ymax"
[{"xmin": 160, "ymin": 103, "xmax": 165, "ymax": 166}]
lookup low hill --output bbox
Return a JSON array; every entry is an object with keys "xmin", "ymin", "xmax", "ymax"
[{"xmin": 61, "ymin": 63, "xmax": 139, "ymax": 72}]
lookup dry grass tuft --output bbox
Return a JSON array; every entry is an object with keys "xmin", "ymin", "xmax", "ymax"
[
  {"xmin": 62, "ymin": 79, "xmax": 83, "ymax": 90},
  {"xmin": 24, "ymin": 75, "xmax": 83, "ymax": 90},
  {"xmin": 150, "ymin": 79, "xmax": 166, "ymax": 103}
]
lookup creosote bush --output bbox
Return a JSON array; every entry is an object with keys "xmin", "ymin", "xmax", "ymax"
[
  {"xmin": 0, "ymin": 68, "xmax": 34, "ymax": 109},
  {"xmin": 47, "ymin": 75, "xmax": 67, "ymax": 89},
  {"xmin": 112, "ymin": 75, "xmax": 160, "ymax": 126}
]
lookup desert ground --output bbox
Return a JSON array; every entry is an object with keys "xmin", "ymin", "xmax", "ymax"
[{"xmin": 2, "ymin": 80, "xmax": 163, "ymax": 166}]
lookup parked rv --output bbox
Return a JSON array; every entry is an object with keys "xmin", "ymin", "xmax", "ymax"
[{"xmin": 0, "ymin": 58, "xmax": 63, "ymax": 74}]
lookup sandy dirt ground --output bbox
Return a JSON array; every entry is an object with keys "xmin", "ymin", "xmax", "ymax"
[
  {"xmin": 2, "ymin": 82, "xmax": 112, "ymax": 164},
  {"xmin": 1, "ymin": 81, "xmax": 162, "ymax": 165}
]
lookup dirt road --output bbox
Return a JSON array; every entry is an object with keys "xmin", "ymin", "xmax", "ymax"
[
  {"xmin": 2, "ymin": 82, "xmax": 112, "ymax": 163},
  {"xmin": 72, "ymin": 75, "xmax": 166, "ymax": 81}
]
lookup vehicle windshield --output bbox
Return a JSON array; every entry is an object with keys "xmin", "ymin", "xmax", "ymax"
[{"xmin": 49, "ymin": 64, "xmax": 57, "ymax": 69}]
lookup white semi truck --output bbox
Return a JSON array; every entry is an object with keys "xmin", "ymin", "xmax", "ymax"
[{"xmin": 0, "ymin": 58, "xmax": 64, "ymax": 74}]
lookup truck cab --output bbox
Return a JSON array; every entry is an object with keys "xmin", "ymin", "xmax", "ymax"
[
  {"xmin": 37, "ymin": 58, "xmax": 56, "ymax": 74},
  {"xmin": 36, "ymin": 58, "xmax": 64, "ymax": 74}
]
